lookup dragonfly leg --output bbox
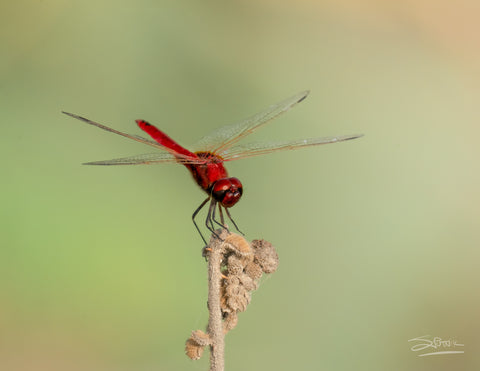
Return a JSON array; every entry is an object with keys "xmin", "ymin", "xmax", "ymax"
[
  {"xmin": 192, "ymin": 197, "xmax": 210, "ymax": 245},
  {"xmin": 218, "ymin": 204, "xmax": 225, "ymax": 225},
  {"xmin": 206, "ymin": 199, "xmax": 222, "ymax": 240},
  {"xmin": 225, "ymin": 208, "xmax": 244, "ymax": 236},
  {"xmin": 206, "ymin": 199, "xmax": 215, "ymax": 232},
  {"xmin": 212, "ymin": 204, "xmax": 228, "ymax": 230}
]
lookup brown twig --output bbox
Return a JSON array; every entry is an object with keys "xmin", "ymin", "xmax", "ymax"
[
  {"xmin": 185, "ymin": 231, "xmax": 279, "ymax": 371},
  {"xmin": 206, "ymin": 230, "xmax": 228, "ymax": 371}
]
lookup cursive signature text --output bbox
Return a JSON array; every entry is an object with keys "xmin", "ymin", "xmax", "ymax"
[{"xmin": 408, "ymin": 335, "xmax": 464, "ymax": 357}]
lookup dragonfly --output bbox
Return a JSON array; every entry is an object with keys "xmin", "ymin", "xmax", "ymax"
[{"xmin": 63, "ymin": 90, "xmax": 362, "ymax": 244}]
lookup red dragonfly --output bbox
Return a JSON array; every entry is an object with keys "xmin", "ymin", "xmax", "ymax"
[{"xmin": 63, "ymin": 91, "xmax": 362, "ymax": 243}]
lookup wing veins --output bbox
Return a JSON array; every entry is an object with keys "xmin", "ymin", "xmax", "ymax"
[
  {"xmin": 222, "ymin": 134, "xmax": 363, "ymax": 161},
  {"xmin": 83, "ymin": 152, "xmax": 209, "ymax": 166},
  {"xmin": 191, "ymin": 91, "xmax": 310, "ymax": 154},
  {"xmin": 62, "ymin": 111, "xmax": 196, "ymax": 162}
]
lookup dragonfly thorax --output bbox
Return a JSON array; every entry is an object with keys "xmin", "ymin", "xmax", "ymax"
[{"xmin": 210, "ymin": 177, "xmax": 243, "ymax": 208}]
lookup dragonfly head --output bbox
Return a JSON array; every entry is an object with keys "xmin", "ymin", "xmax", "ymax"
[{"xmin": 211, "ymin": 177, "xmax": 243, "ymax": 208}]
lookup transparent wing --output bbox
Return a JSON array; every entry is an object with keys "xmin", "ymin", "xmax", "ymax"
[
  {"xmin": 83, "ymin": 153, "xmax": 176, "ymax": 165},
  {"xmin": 221, "ymin": 134, "xmax": 363, "ymax": 161},
  {"xmin": 83, "ymin": 152, "xmax": 209, "ymax": 165},
  {"xmin": 191, "ymin": 91, "xmax": 310, "ymax": 154},
  {"xmin": 63, "ymin": 112, "xmax": 165, "ymax": 149},
  {"xmin": 63, "ymin": 111, "xmax": 198, "ymax": 162}
]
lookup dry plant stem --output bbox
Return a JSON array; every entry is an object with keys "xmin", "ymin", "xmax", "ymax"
[
  {"xmin": 206, "ymin": 230, "xmax": 228, "ymax": 371},
  {"xmin": 185, "ymin": 232, "xmax": 278, "ymax": 367}
]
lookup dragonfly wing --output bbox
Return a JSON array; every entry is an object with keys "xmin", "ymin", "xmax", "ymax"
[
  {"xmin": 83, "ymin": 152, "xmax": 209, "ymax": 165},
  {"xmin": 63, "ymin": 112, "xmax": 165, "ymax": 150},
  {"xmin": 191, "ymin": 91, "xmax": 310, "ymax": 154},
  {"xmin": 221, "ymin": 134, "xmax": 363, "ymax": 161},
  {"xmin": 131, "ymin": 134, "xmax": 164, "ymax": 147},
  {"xmin": 83, "ymin": 153, "xmax": 177, "ymax": 165}
]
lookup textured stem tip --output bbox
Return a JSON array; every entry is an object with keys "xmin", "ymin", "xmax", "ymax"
[{"xmin": 185, "ymin": 231, "xmax": 279, "ymax": 371}]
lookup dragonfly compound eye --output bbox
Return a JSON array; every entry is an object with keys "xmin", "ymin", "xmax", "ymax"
[{"xmin": 211, "ymin": 177, "xmax": 243, "ymax": 208}]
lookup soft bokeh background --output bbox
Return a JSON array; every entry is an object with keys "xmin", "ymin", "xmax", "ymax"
[{"xmin": 1, "ymin": 1, "xmax": 479, "ymax": 370}]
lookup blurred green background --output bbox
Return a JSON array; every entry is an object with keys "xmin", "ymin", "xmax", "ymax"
[{"xmin": 1, "ymin": 1, "xmax": 479, "ymax": 370}]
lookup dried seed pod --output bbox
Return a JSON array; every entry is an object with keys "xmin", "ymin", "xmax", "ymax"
[
  {"xmin": 223, "ymin": 312, "xmax": 238, "ymax": 332},
  {"xmin": 225, "ymin": 275, "xmax": 241, "ymax": 289},
  {"xmin": 244, "ymin": 261, "xmax": 263, "ymax": 280},
  {"xmin": 225, "ymin": 234, "xmax": 252, "ymax": 257},
  {"xmin": 252, "ymin": 239, "xmax": 279, "ymax": 274},
  {"xmin": 225, "ymin": 281, "xmax": 244, "ymax": 300},
  {"xmin": 238, "ymin": 272, "xmax": 257, "ymax": 291},
  {"xmin": 220, "ymin": 286, "xmax": 231, "ymax": 313},
  {"xmin": 227, "ymin": 288, "xmax": 251, "ymax": 312},
  {"xmin": 185, "ymin": 338, "xmax": 205, "ymax": 360},
  {"xmin": 227, "ymin": 255, "xmax": 244, "ymax": 275},
  {"xmin": 191, "ymin": 330, "xmax": 211, "ymax": 347}
]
